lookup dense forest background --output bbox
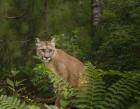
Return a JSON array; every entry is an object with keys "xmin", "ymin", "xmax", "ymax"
[{"xmin": 0, "ymin": 0, "xmax": 139, "ymax": 109}]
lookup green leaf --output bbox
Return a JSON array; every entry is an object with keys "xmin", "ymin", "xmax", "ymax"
[{"xmin": 6, "ymin": 78, "xmax": 14, "ymax": 87}]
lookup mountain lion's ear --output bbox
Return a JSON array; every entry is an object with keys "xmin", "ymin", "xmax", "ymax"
[
  {"xmin": 51, "ymin": 38, "xmax": 55, "ymax": 47},
  {"xmin": 35, "ymin": 37, "xmax": 40, "ymax": 43}
]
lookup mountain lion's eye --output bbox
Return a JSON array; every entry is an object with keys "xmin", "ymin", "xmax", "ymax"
[
  {"xmin": 41, "ymin": 49, "xmax": 45, "ymax": 52},
  {"xmin": 49, "ymin": 49, "xmax": 52, "ymax": 52}
]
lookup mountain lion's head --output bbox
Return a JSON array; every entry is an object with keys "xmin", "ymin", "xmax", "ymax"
[{"xmin": 35, "ymin": 38, "xmax": 56, "ymax": 63}]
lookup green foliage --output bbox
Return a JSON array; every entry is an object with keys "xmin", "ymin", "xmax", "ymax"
[
  {"xmin": 0, "ymin": 0, "xmax": 139, "ymax": 72},
  {"xmin": 75, "ymin": 62, "xmax": 106, "ymax": 109},
  {"xmin": 55, "ymin": 33, "xmax": 90, "ymax": 60},
  {"xmin": 45, "ymin": 104, "xmax": 62, "ymax": 109},
  {"xmin": 75, "ymin": 62, "xmax": 140, "ymax": 109},
  {"xmin": 103, "ymin": 79, "xmax": 139, "ymax": 109},
  {"xmin": 31, "ymin": 70, "xmax": 54, "ymax": 97},
  {"xmin": 47, "ymin": 0, "xmax": 92, "ymax": 61},
  {"xmin": 47, "ymin": 0, "xmax": 91, "ymax": 34},
  {"xmin": 6, "ymin": 70, "xmax": 26, "ymax": 96},
  {"xmin": 0, "ymin": 0, "xmax": 139, "ymax": 108},
  {"xmin": 34, "ymin": 64, "xmax": 75, "ymax": 108},
  {"xmin": 93, "ymin": 0, "xmax": 140, "ymax": 70},
  {"xmin": 0, "ymin": 95, "xmax": 41, "ymax": 109},
  {"xmin": 0, "ymin": 0, "xmax": 45, "ymax": 71},
  {"xmin": 129, "ymin": 97, "xmax": 140, "ymax": 109},
  {"xmin": 28, "ymin": 105, "xmax": 41, "ymax": 109},
  {"xmin": 0, "ymin": 95, "xmax": 28, "ymax": 109}
]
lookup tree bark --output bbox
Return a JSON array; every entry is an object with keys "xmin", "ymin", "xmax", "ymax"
[
  {"xmin": 91, "ymin": 0, "xmax": 101, "ymax": 26},
  {"xmin": 90, "ymin": 0, "xmax": 102, "ymax": 52}
]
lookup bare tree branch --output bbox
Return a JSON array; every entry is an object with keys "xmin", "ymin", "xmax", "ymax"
[{"xmin": 0, "ymin": 13, "xmax": 26, "ymax": 19}]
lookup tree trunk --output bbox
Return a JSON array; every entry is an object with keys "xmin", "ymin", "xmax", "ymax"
[
  {"xmin": 91, "ymin": 0, "xmax": 101, "ymax": 26},
  {"xmin": 91, "ymin": 0, "xmax": 102, "ymax": 52}
]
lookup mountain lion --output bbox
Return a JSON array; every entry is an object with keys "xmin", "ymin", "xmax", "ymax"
[{"xmin": 35, "ymin": 38, "xmax": 84, "ymax": 87}]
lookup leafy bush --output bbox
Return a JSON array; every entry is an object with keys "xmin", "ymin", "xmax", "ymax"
[
  {"xmin": 31, "ymin": 70, "xmax": 54, "ymax": 97},
  {"xmin": 93, "ymin": 0, "xmax": 140, "ymax": 70},
  {"xmin": 0, "ymin": 95, "xmax": 41, "ymax": 109},
  {"xmin": 0, "ymin": 95, "xmax": 27, "ymax": 109},
  {"xmin": 0, "ymin": 95, "xmax": 40, "ymax": 109},
  {"xmin": 54, "ymin": 33, "xmax": 91, "ymax": 61},
  {"xmin": 6, "ymin": 70, "xmax": 26, "ymax": 97},
  {"xmin": 34, "ymin": 64, "xmax": 75, "ymax": 108},
  {"xmin": 94, "ymin": 25, "xmax": 140, "ymax": 70}
]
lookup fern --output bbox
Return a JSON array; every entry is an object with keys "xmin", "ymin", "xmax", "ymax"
[
  {"xmin": 0, "ymin": 95, "xmax": 27, "ymax": 109},
  {"xmin": 128, "ymin": 97, "xmax": 140, "ymax": 109},
  {"xmin": 34, "ymin": 63, "xmax": 140, "ymax": 109},
  {"xmin": 75, "ymin": 62, "xmax": 140, "ymax": 109},
  {"xmin": 102, "ymin": 79, "xmax": 140, "ymax": 109},
  {"xmin": 75, "ymin": 62, "xmax": 106, "ymax": 109},
  {"xmin": 0, "ymin": 95, "xmax": 41, "ymax": 109}
]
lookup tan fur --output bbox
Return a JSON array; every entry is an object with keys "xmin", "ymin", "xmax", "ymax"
[
  {"xmin": 36, "ymin": 38, "xmax": 84, "ymax": 87},
  {"xmin": 47, "ymin": 49, "xmax": 84, "ymax": 87}
]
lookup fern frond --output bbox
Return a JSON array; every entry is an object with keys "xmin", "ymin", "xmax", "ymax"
[
  {"xmin": 0, "ymin": 95, "xmax": 28, "ymax": 109},
  {"xmin": 0, "ymin": 95, "xmax": 41, "ymax": 109},
  {"xmin": 75, "ymin": 62, "xmax": 106, "ymax": 109},
  {"xmin": 102, "ymin": 78, "xmax": 140, "ymax": 109},
  {"xmin": 75, "ymin": 62, "xmax": 140, "ymax": 109}
]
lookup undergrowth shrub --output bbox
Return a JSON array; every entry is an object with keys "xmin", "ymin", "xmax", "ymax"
[
  {"xmin": 75, "ymin": 62, "xmax": 140, "ymax": 109},
  {"xmin": 34, "ymin": 64, "xmax": 75, "ymax": 108},
  {"xmin": 33, "ymin": 62, "xmax": 140, "ymax": 109},
  {"xmin": 31, "ymin": 71, "xmax": 54, "ymax": 97},
  {"xmin": 0, "ymin": 95, "xmax": 40, "ymax": 109}
]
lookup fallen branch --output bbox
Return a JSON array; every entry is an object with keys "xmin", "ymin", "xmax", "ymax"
[
  {"xmin": 0, "ymin": 12, "xmax": 26, "ymax": 19},
  {"xmin": 33, "ymin": 96, "xmax": 56, "ymax": 104}
]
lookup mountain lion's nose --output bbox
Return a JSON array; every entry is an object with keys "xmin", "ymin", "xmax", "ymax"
[{"xmin": 44, "ymin": 54, "xmax": 50, "ymax": 58}]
